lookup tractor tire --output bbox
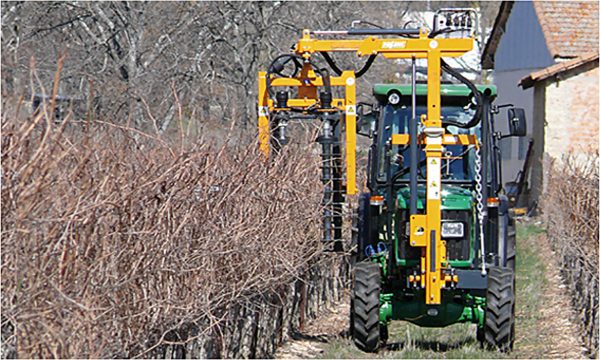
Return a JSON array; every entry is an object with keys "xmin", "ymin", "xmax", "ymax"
[
  {"xmin": 349, "ymin": 295, "xmax": 355, "ymax": 337},
  {"xmin": 352, "ymin": 262, "xmax": 382, "ymax": 352},
  {"xmin": 482, "ymin": 266, "xmax": 515, "ymax": 352}
]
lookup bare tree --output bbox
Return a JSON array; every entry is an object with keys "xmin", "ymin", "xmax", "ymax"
[{"xmin": 2, "ymin": 1, "xmax": 496, "ymax": 133}]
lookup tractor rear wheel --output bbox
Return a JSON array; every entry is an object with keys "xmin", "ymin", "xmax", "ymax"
[
  {"xmin": 351, "ymin": 262, "xmax": 382, "ymax": 352},
  {"xmin": 482, "ymin": 266, "xmax": 515, "ymax": 352}
]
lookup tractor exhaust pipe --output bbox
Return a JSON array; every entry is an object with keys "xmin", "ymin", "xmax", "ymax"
[{"xmin": 409, "ymin": 56, "xmax": 418, "ymax": 215}]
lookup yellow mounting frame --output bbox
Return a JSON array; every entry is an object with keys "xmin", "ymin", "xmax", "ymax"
[
  {"xmin": 258, "ymin": 68, "xmax": 357, "ymax": 193},
  {"xmin": 258, "ymin": 28, "xmax": 474, "ymax": 304}
]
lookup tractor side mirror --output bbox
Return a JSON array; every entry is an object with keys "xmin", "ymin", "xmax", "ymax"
[
  {"xmin": 357, "ymin": 102, "xmax": 378, "ymax": 138},
  {"xmin": 507, "ymin": 108, "xmax": 527, "ymax": 137}
]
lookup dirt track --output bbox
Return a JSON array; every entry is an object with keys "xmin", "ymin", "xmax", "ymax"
[
  {"xmin": 275, "ymin": 295, "xmax": 349, "ymax": 359},
  {"xmin": 274, "ymin": 223, "xmax": 587, "ymax": 359}
]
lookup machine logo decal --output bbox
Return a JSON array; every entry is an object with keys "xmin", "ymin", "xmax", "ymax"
[{"xmin": 382, "ymin": 41, "xmax": 407, "ymax": 49}]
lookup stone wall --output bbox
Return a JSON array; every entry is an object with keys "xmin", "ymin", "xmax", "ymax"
[
  {"xmin": 529, "ymin": 64, "xmax": 598, "ymax": 206},
  {"xmin": 544, "ymin": 66, "xmax": 599, "ymax": 158},
  {"xmin": 148, "ymin": 255, "xmax": 349, "ymax": 359}
]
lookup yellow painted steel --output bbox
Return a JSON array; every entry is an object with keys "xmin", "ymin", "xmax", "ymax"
[
  {"xmin": 258, "ymin": 71, "xmax": 270, "ymax": 157},
  {"xmin": 295, "ymin": 29, "xmax": 472, "ymax": 58},
  {"xmin": 391, "ymin": 134, "xmax": 478, "ymax": 146},
  {"xmin": 391, "ymin": 134, "xmax": 410, "ymax": 145},
  {"xmin": 343, "ymin": 72, "xmax": 357, "ymax": 195},
  {"xmin": 409, "ymin": 214, "xmax": 428, "ymax": 247},
  {"xmin": 257, "ymin": 69, "xmax": 357, "ymax": 194},
  {"xmin": 258, "ymin": 28, "xmax": 475, "ymax": 304},
  {"xmin": 423, "ymin": 49, "xmax": 444, "ymax": 304}
]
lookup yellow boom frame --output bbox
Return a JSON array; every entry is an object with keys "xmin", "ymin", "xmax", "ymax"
[{"xmin": 258, "ymin": 28, "xmax": 477, "ymax": 304}]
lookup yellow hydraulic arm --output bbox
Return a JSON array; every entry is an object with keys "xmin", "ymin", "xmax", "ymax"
[{"xmin": 258, "ymin": 27, "xmax": 476, "ymax": 304}]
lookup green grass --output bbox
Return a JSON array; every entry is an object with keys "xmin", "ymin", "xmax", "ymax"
[
  {"xmin": 318, "ymin": 222, "xmax": 549, "ymax": 359},
  {"xmin": 512, "ymin": 223, "xmax": 548, "ymax": 358},
  {"xmin": 320, "ymin": 323, "xmax": 505, "ymax": 359}
]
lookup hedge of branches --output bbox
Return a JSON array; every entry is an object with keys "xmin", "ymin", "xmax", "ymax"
[
  {"xmin": 543, "ymin": 153, "xmax": 599, "ymax": 357},
  {"xmin": 1, "ymin": 108, "xmax": 325, "ymax": 358}
]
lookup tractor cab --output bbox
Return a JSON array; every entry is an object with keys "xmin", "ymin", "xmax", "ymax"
[{"xmin": 359, "ymin": 83, "xmax": 497, "ymax": 186}]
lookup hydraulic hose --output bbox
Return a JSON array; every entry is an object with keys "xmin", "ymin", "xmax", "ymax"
[
  {"xmin": 319, "ymin": 52, "xmax": 377, "ymax": 78},
  {"xmin": 440, "ymin": 58, "xmax": 483, "ymax": 129},
  {"xmin": 266, "ymin": 53, "xmax": 335, "ymax": 98},
  {"xmin": 266, "ymin": 54, "xmax": 304, "ymax": 96},
  {"xmin": 428, "ymin": 26, "xmax": 483, "ymax": 129},
  {"xmin": 356, "ymin": 55, "xmax": 377, "ymax": 77},
  {"xmin": 314, "ymin": 67, "xmax": 332, "ymax": 94},
  {"xmin": 314, "ymin": 67, "xmax": 333, "ymax": 108},
  {"xmin": 319, "ymin": 52, "xmax": 343, "ymax": 76}
]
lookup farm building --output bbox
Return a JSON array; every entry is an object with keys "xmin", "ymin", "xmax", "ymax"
[{"xmin": 482, "ymin": 1, "xmax": 599, "ymax": 209}]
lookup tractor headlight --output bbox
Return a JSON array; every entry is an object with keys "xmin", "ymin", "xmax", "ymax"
[
  {"xmin": 441, "ymin": 222, "xmax": 464, "ymax": 238},
  {"xmin": 388, "ymin": 92, "xmax": 401, "ymax": 105}
]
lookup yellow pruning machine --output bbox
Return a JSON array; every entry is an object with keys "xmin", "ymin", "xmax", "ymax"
[{"xmin": 258, "ymin": 9, "xmax": 527, "ymax": 352}]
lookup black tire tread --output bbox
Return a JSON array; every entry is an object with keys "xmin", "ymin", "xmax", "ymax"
[
  {"xmin": 483, "ymin": 266, "xmax": 515, "ymax": 352},
  {"xmin": 352, "ymin": 262, "xmax": 381, "ymax": 352}
]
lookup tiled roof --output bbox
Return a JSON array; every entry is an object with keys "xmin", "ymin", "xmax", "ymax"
[
  {"xmin": 533, "ymin": 1, "xmax": 599, "ymax": 58},
  {"xmin": 519, "ymin": 52, "xmax": 599, "ymax": 88}
]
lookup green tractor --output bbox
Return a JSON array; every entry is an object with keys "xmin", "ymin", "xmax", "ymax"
[
  {"xmin": 351, "ymin": 82, "xmax": 526, "ymax": 352},
  {"xmin": 256, "ymin": 10, "xmax": 527, "ymax": 354}
]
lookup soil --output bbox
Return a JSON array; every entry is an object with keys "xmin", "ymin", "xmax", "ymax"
[
  {"xmin": 273, "ymin": 227, "xmax": 588, "ymax": 359},
  {"xmin": 274, "ymin": 291, "xmax": 350, "ymax": 359},
  {"xmin": 520, "ymin": 233, "xmax": 587, "ymax": 359}
]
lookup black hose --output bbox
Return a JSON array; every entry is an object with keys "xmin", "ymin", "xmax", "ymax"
[
  {"xmin": 319, "ymin": 52, "xmax": 377, "ymax": 78},
  {"xmin": 428, "ymin": 28, "xmax": 455, "ymax": 39},
  {"xmin": 320, "ymin": 52, "xmax": 343, "ymax": 76},
  {"xmin": 266, "ymin": 54, "xmax": 304, "ymax": 96},
  {"xmin": 440, "ymin": 59, "xmax": 483, "ymax": 129},
  {"xmin": 316, "ymin": 67, "xmax": 332, "ymax": 94},
  {"xmin": 356, "ymin": 55, "xmax": 377, "ymax": 77},
  {"xmin": 427, "ymin": 30, "xmax": 483, "ymax": 129}
]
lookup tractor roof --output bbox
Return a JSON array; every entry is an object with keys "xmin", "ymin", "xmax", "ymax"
[{"xmin": 372, "ymin": 83, "xmax": 497, "ymax": 99}]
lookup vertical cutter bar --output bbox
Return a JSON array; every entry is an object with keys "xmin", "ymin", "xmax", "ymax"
[
  {"xmin": 258, "ymin": 71, "xmax": 270, "ymax": 157},
  {"xmin": 343, "ymin": 71, "xmax": 357, "ymax": 195},
  {"xmin": 424, "ymin": 49, "xmax": 445, "ymax": 305}
]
